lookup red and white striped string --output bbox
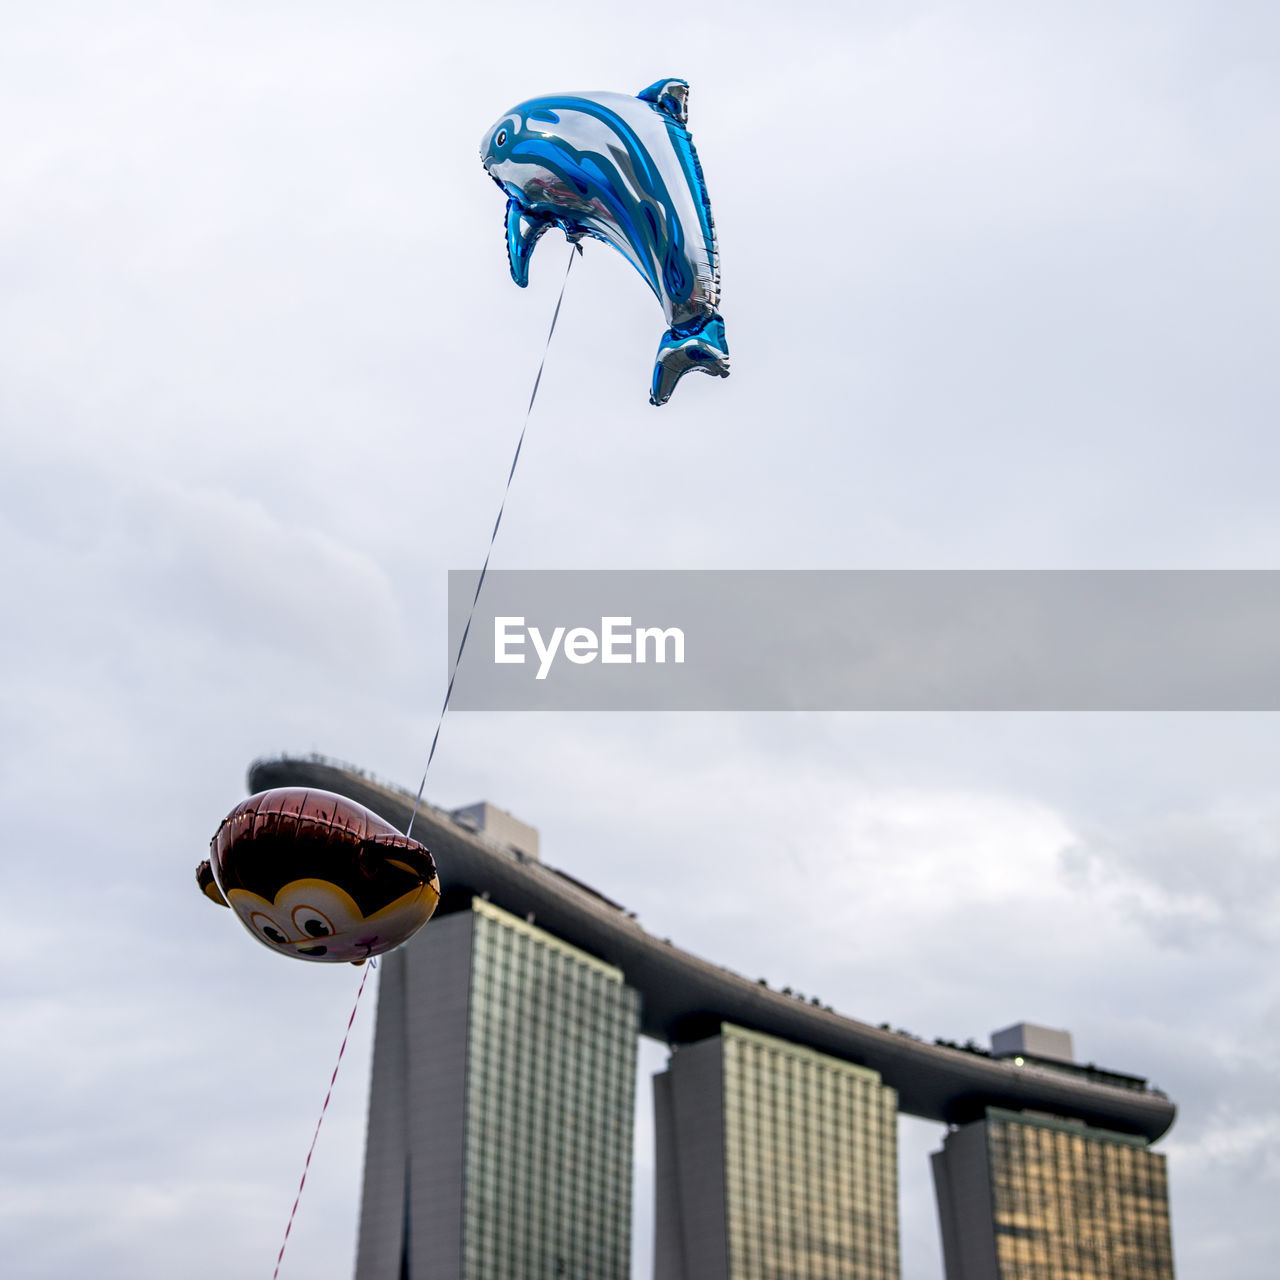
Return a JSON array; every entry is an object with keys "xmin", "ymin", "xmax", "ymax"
[{"xmin": 271, "ymin": 957, "xmax": 375, "ymax": 1279}]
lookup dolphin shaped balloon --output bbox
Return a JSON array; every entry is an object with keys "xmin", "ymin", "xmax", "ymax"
[{"xmin": 481, "ymin": 78, "xmax": 729, "ymax": 406}]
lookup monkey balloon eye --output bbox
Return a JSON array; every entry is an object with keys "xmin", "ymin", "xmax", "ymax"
[
  {"xmin": 495, "ymin": 128, "xmax": 508, "ymax": 148},
  {"xmin": 292, "ymin": 906, "xmax": 334, "ymax": 938},
  {"xmin": 250, "ymin": 912, "xmax": 289, "ymax": 946}
]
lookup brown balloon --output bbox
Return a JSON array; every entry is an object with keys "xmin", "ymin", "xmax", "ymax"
[{"xmin": 198, "ymin": 788, "xmax": 440, "ymax": 964}]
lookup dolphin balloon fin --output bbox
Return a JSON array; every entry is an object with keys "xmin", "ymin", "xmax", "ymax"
[
  {"xmin": 637, "ymin": 78, "xmax": 690, "ymax": 125},
  {"xmin": 651, "ymin": 312, "xmax": 730, "ymax": 406},
  {"xmin": 505, "ymin": 199, "xmax": 555, "ymax": 288}
]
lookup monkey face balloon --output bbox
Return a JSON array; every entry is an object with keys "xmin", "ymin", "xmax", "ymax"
[{"xmin": 199, "ymin": 788, "xmax": 440, "ymax": 964}]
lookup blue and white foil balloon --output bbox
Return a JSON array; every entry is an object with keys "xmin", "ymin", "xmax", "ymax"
[{"xmin": 481, "ymin": 78, "xmax": 729, "ymax": 406}]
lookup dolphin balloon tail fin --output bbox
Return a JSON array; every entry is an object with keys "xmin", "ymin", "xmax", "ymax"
[
  {"xmin": 638, "ymin": 78, "xmax": 690, "ymax": 124},
  {"xmin": 505, "ymin": 198, "xmax": 555, "ymax": 287},
  {"xmin": 650, "ymin": 312, "xmax": 729, "ymax": 406}
]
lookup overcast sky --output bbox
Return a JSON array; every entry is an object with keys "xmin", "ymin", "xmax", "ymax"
[{"xmin": 2, "ymin": 2, "xmax": 1278, "ymax": 1277}]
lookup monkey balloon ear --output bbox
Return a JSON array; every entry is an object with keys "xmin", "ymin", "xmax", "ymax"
[
  {"xmin": 365, "ymin": 833, "xmax": 439, "ymax": 885},
  {"xmin": 197, "ymin": 860, "xmax": 229, "ymax": 907}
]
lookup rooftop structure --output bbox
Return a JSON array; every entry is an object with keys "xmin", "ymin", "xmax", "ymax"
[
  {"xmin": 450, "ymin": 800, "xmax": 540, "ymax": 861},
  {"xmin": 991, "ymin": 1022, "xmax": 1075, "ymax": 1065}
]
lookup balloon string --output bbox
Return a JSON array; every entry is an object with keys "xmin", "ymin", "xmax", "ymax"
[
  {"xmin": 271, "ymin": 958, "xmax": 376, "ymax": 1279},
  {"xmin": 404, "ymin": 243, "xmax": 579, "ymax": 841}
]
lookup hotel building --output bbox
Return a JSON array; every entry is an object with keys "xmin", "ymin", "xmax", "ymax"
[
  {"xmin": 932, "ymin": 1107, "xmax": 1174, "ymax": 1280},
  {"xmin": 655, "ymin": 1024, "xmax": 898, "ymax": 1280},
  {"xmin": 354, "ymin": 898, "xmax": 640, "ymax": 1279},
  {"xmin": 250, "ymin": 756, "xmax": 1178, "ymax": 1280}
]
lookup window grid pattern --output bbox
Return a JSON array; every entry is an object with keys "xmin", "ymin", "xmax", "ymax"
[
  {"xmin": 462, "ymin": 899, "xmax": 640, "ymax": 1280},
  {"xmin": 987, "ymin": 1109, "xmax": 1174, "ymax": 1280},
  {"xmin": 721, "ymin": 1025, "xmax": 899, "ymax": 1280}
]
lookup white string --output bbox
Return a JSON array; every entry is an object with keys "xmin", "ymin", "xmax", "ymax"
[{"xmin": 404, "ymin": 243, "xmax": 579, "ymax": 840}]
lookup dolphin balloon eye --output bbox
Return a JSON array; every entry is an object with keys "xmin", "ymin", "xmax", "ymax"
[
  {"xmin": 292, "ymin": 906, "xmax": 335, "ymax": 938},
  {"xmin": 495, "ymin": 128, "xmax": 508, "ymax": 148}
]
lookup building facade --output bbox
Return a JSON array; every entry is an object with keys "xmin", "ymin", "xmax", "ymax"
[
  {"xmin": 654, "ymin": 1023, "xmax": 899, "ymax": 1280},
  {"xmin": 932, "ymin": 1107, "xmax": 1175, "ymax": 1280},
  {"xmin": 354, "ymin": 897, "xmax": 640, "ymax": 1280}
]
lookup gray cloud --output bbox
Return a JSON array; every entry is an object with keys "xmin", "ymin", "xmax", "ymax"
[{"xmin": 1063, "ymin": 809, "xmax": 1280, "ymax": 948}]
